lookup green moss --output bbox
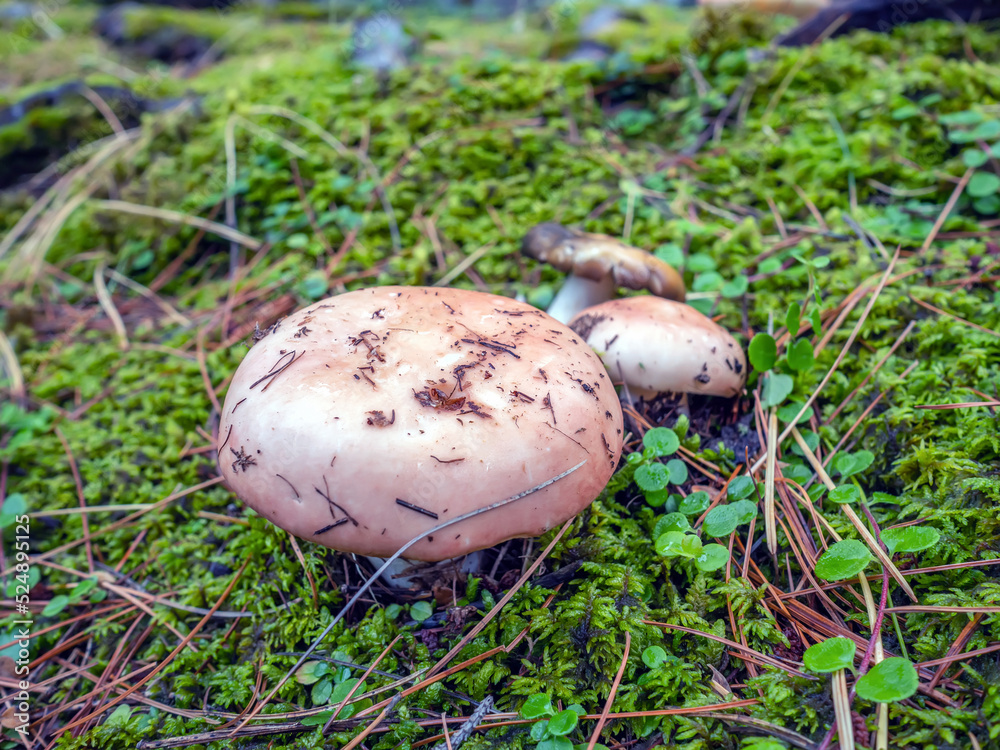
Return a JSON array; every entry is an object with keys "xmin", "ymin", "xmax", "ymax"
[{"xmin": 4, "ymin": 6, "xmax": 1000, "ymax": 749}]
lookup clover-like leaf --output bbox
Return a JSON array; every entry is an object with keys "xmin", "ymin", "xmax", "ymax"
[
  {"xmin": 679, "ymin": 491, "xmax": 711, "ymax": 515},
  {"xmin": 703, "ymin": 500, "xmax": 757, "ymax": 538},
  {"xmin": 855, "ymin": 658, "xmax": 919, "ymax": 702},
  {"xmin": 828, "ymin": 485, "xmax": 862, "ymax": 504},
  {"xmin": 655, "ymin": 531, "xmax": 689, "ymax": 557},
  {"xmin": 761, "ymin": 373, "xmax": 794, "ymax": 408},
  {"xmin": 803, "ymin": 637, "xmax": 856, "ymax": 673},
  {"xmin": 653, "ymin": 513, "xmax": 690, "ymax": 540},
  {"xmin": 547, "ymin": 709, "xmax": 578, "ymax": 737},
  {"xmin": 694, "ymin": 544, "xmax": 730, "ymax": 572},
  {"xmin": 835, "ymin": 450, "xmax": 874, "ymax": 479},
  {"xmin": 666, "ymin": 458, "xmax": 688, "ymax": 485},
  {"xmin": 643, "ymin": 427, "xmax": 680, "ymax": 457},
  {"xmin": 521, "ymin": 694, "xmax": 555, "ymax": 719},
  {"xmin": 410, "ymin": 600, "xmax": 433, "ymax": 622},
  {"xmin": 785, "ymin": 302, "xmax": 801, "ymax": 337},
  {"xmin": 728, "ymin": 476, "xmax": 755, "ymax": 500},
  {"xmin": 749, "ymin": 333, "xmax": 777, "ymax": 371},
  {"xmin": 636, "ymin": 463, "xmax": 670, "ymax": 492},
  {"xmin": 881, "ymin": 526, "xmax": 940, "ymax": 554},
  {"xmin": 786, "ymin": 339, "xmax": 814, "ymax": 371},
  {"xmin": 815, "ymin": 539, "xmax": 872, "ymax": 581},
  {"xmin": 968, "ymin": 171, "xmax": 1000, "ymax": 198},
  {"xmin": 643, "ymin": 645, "xmax": 668, "ymax": 668}
]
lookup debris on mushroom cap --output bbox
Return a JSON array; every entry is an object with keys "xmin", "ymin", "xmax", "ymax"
[
  {"xmin": 568, "ymin": 296, "xmax": 747, "ymax": 398},
  {"xmin": 218, "ymin": 286, "xmax": 625, "ymax": 562},
  {"xmin": 521, "ymin": 222, "xmax": 686, "ymax": 302}
]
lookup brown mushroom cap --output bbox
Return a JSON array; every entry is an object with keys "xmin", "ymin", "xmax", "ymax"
[
  {"xmin": 218, "ymin": 286, "xmax": 624, "ymax": 561},
  {"xmin": 568, "ymin": 296, "xmax": 747, "ymax": 398},
  {"xmin": 522, "ymin": 223, "xmax": 685, "ymax": 301}
]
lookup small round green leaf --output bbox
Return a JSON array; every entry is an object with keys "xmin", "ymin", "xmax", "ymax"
[
  {"xmin": 785, "ymin": 302, "xmax": 801, "ymax": 336},
  {"xmin": 653, "ymin": 513, "xmax": 691, "ymax": 540},
  {"xmin": 687, "ymin": 253, "xmax": 717, "ymax": 272},
  {"xmin": 655, "ymin": 243, "xmax": 684, "ymax": 267},
  {"xmin": 761, "ymin": 373, "xmax": 794, "ymax": 408},
  {"xmin": 881, "ymin": 526, "xmax": 940, "ymax": 554},
  {"xmin": 855, "ymin": 657, "xmax": 919, "ymax": 702},
  {"xmin": 777, "ymin": 401, "xmax": 813, "ymax": 424},
  {"xmin": 828, "ymin": 485, "xmax": 862, "ymax": 505},
  {"xmin": 547, "ymin": 709, "xmax": 578, "ymax": 736},
  {"xmin": 748, "ymin": 333, "xmax": 777, "ymax": 372},
  {"xmin": 970, "ymin": 119, "xmax": 1000, "ymax": 140},
  {"xmin": 679, "ymin": 533, "xmax": 703, "ymax": 558},
  {"xmin": 537, "ymin": 739, "xmax": 574, "ymax": 750},
  {"xmin": 679, "ymin": 491, "xmax": 711, "ymax": 515},
  {"xmin": 642, "ymin": 645, "xmax": 668, "ymax": 669},
  {"xmin": 803, "ymin": 637, "xmax": 856, "ymax": 673},
  {"xmin": 835, "ymin": 450, "xmax": 874, "ymax": 479},
  {"xmin": 636, "ymin": 463, "xmax": 670, "ymax": 492},
  {"xmin": 693, "ymin": 271, "xmax": 725, "ymax": 292},
  {"xmin": 42, "ymin": 595, "xmax": 70, "ymax": 617},
  {"xmin": 963, "ymin": 148, "xmax": 989, "ymax": 168},
  {"xmin": 666, "ymin": 458, "xmax": 688, "ymax": 485},
  {"xmin": 968, "ymin": 171, "xmax": 1000, "ymax": 198},
  {"xmin": 786, "ymin": 339, "xmax": 815, "ymax": 371},
  {"xmin": 410, "ymin": 600, "xmax": 433, "ymax": 622},
  {"xmin": 815, "ymin": 539, "xmax": 872, "ymax": 581},
  {"xmin": 643, "ymin": 427, "xmax": 679, "ymax": 457},
  {"xmin": 703, "ymin": 500, "xmax": 757, "ymax": 538},
  {"xmin": 311, "ymin": 678, "xmax": 333, "ymax": 704},
  {"xmin": 644, "ymin": 488, "xmax": 671, "ymax": 508},
  {"xmin": 521, "ymin": 694, "xmax": 555, "ymax": 719},
  {"xmin": 728, "ymin": 476, "xmax": 755, "ymax": 500},
  {"xmin": 655, "ymin": 531, "xmax": 689, "ymax": 557},
  {"xmin": 694, "ymin": 543, "xmax": 730, "ymax": 572},
  {"xmin": 721, "ymin": 275, "xmax": 749, "ymax": 298}
]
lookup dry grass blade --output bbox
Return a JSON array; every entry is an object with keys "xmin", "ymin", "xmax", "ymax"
[
  {"xmin": 94, "ymin": 261, "xmax": 129, "ymax": 350},
  {"xmin": 0, "ymin": 328, "xmax": 25, "ymax": 402},
  {"xmin": 831, "ymin": 668, "xmax": 854, "ymax": 750},
  {"xmin": 91, "ymin": 200, "xmax": 262, "ymax": 250},
  {"xmin": 764, "ymin": 408, "xmax": 778, "ymax": 556}
]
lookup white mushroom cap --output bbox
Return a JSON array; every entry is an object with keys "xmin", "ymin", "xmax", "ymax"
[
  {"xmin": 218, "ymin": 286, "xmax": 624, "ymax": 562},
  {"xmin": 568, "ymin": 296, "xmax": 746, "ymax": 398}
]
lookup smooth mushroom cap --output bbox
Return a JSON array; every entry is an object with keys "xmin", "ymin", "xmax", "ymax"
[
  {"xmin": 522, "ymin": 223, "xmax": 686, "ymax": 302},
  {"xmin": 568, "ymin": 296, "xmax": 747, "ymax": 398},
  {"xmin": 218, "ymin": 286, "xmax": 624, "ymax": 562}
]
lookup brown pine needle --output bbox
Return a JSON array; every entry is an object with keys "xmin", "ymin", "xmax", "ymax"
[
  {"xmin": 61, "ymin": 561, "xmax": 248, "ymax": 732},
  {"xmin": 586, "ymin": 631, "xmax": 630, "ymax": 750}
]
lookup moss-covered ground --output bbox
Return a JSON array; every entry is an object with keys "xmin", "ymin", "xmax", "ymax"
[{"xmin": 2, "ymin": 2, "xmax": 1000, "ymax": 748}]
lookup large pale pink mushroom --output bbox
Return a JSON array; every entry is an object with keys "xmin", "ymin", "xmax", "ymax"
[
  {"xmin": 568, "ymin": 296, "xmax": 746, "ymax": 401},
  {"xmin": 218, "ymin": 286, "xmax": 624, "ymax": 562}
]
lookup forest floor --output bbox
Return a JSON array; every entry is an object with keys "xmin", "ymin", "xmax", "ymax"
[{"xmin": 2, "ymin": 2, "xmax": 1000, "ymax": 749}]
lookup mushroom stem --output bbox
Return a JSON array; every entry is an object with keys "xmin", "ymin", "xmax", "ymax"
[
  {"xmin": 546, "ymin": 275, "xmax": 617, "ymax": 324},
  {"xmin": 364, "ymin": 552, "xmax": 483, "ymax": 589}
]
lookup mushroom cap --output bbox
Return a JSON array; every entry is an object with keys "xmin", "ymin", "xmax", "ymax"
[
  {"xmin": 521, "ymin": 222, "xmax": 685, "ymax": 302},
  {"xmin": 218, "ymin": 286, "xmax": 624, "ymax": 561},
  {"xmin": 568, "ymin": 296, "xmax": 746, "ymax": 398}
]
